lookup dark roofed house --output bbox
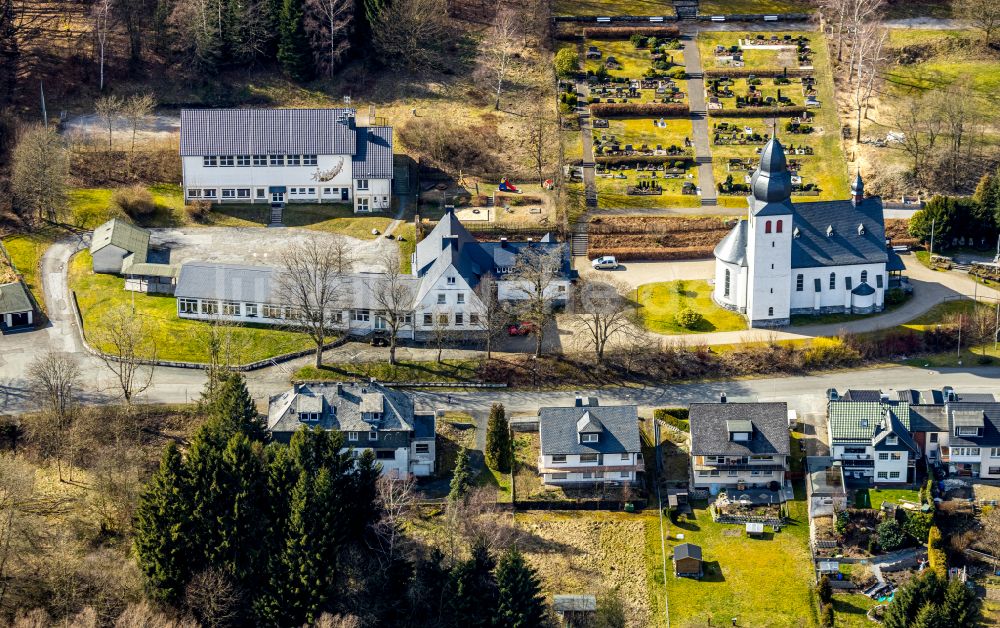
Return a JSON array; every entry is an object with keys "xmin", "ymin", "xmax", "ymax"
[
  {"xmin": 0, "ymin": 280, "xmax": 36, "ymax": 331},
  {"xmin": 267, "ymin": 382, "xmax": 436, "ymax": 477},
  {"xmin": 673, "ymin": 543, "xmax": 703, "ymax": 578},
  {"xmin": 537, "ymin": 397, "xmax": 643, "ymax": 486},
  {"xmin": 689, "ymin": 402, "xmax": 790, "ymax": 493}
]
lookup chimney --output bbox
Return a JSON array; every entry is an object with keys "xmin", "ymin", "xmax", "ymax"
[
  {"xmin": 720, "ymin": 392, "xmax": 727, "ymax": 403},
  {"xmin": 336, "ymin": 383, "xmax": 343, "ymax": 396},
  {"xmin": 443, "ymin": 235, "xmax": 459, "ymax": 251},
  {"xmin": 500, "ymin": 237, "xmax": 508, "ymax": 248},
  {"xmin": 293, "ymin": 383, "xmax": 301, "ymax": 393}
]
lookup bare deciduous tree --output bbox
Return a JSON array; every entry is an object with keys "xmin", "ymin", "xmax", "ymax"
[
  {"xmin": 275, "ymin": 236, "xmax": 354, "ymax": 368},
  {"xmin": 0, "ymin": 455, "xmax": 35, "ymax": 610},
  {"xmin": 481, "ymin": 7, "xmax": 520, "ymax": 110},
  {"xmin": 93, "ymin": 0, "xmax": 113, "ymax": 90},
  {"xmin": 575, "ymin": 277, "xmax": 635, "ymax": 363},
  {"xmin": 305, "ymin": 0, "xmax": 354, "ymax": 77},
  {"xmin": 429, "ymin": 308, "xmax": 451, "ymax": 363},
  {"xmin": 940, "ymin": 82, "xmax": 983, "ymax": 191},
  {"xmin": 526, "ymin": 98, "xmax": 551, "ymax": 186},
  {"xmin": 506, "ymin": 246, "xmax": 566, "ymax": 358},
  {"xmin": 184, "ymin": 568, "xmax": 242, "ymax": 628},
  {"xmin": 27, "ymin": 351, "xmax": 81, "ymax": 480},
  {"xmin": 92, "ymin": 305, "xmax": 156, "ymax": 406},
  {"xmin": 891, "ymin": 91, "xmax": 944, "ymax": 185},
  {"xmin": 372, "ymin": 0, "xmax": 453, "ymax": 72},
  {"xmin": 122, "ymin": 92, "xmax": 156, "ymax": 173},
  {"xmin": 953, "ymin": 0, "xmax": 1000, "ymax": 47},
  {"xmin": 851, "ymin": 23, "xmax": 887, "ymax": 142},
  {"xmin": 193, "ymin": 318, "xmax": 250, "ymax": 399},
  {"xmin": 370, "ymin": 250, "xmax": 414, "ymax": 365},
  {"xmin": 843, "ymin": 0, "xmax": 885, "ymax": 78},
  {"xmin": 11, "ymin": 125, "xmax": 69, "ymax": 224},
  {"xmin": 472, "ymin": 273, "xmax": 507, "ymax": 360},
  {"xmin": 370, "ymin": 474, "xmax": 415, "ymax": 567}
]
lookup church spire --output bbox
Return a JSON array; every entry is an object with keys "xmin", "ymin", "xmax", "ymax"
[
  {"xmin": 851, "ymin": 171, "xmax": 864, "ymax": 205},
  {"xmin": 750, "ymin": 138, "xmax": 792, "ymax": 207}
]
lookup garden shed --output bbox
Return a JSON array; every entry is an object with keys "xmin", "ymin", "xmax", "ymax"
[{"xmin": 673, "ymin": 542, "xmax": 703, "ymax": 579}]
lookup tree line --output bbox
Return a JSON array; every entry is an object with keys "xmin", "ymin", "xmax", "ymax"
[{"xmin": 908, "ymin": 166, "xmax": 1000, "ymax": 252}]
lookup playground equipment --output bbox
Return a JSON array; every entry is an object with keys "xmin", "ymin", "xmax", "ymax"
[{"xmin": 498, "ymin": 177, "xmax": 520, "ymax": 193}]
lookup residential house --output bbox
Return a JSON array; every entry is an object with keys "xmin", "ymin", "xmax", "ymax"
[
  {"xmin": 827, "ymin": 391, "xmax": 918, "ymax": 484},
  {"xmin": 90, "ymin": 218, "xmax": 151, "ymax": 274},
  {"xmin": 673, "ymin": 543, "xmax": 703, "ymax": 578},
  {"xmin": 266, "ymin": 381, "xmax": 435, "ymax": 477},
  {"xmin": 179, "ymin": 108, "xmax": 393, "ymax": 213},
  {"xmin": 536, "ymin": 397, "xmax": 643, "ymax": 486},
  {"xmin": 0, "ymin": 281, "xmax": 35, "ymax": 331},
  {"xmin": 688, "ymin": 401, "xmax": 791, "ymax": 492}
]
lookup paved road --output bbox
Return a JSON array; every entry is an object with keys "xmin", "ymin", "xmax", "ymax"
[{"xmin": 681, "ymin": 33, "xmax": 717, "ymax": 208}]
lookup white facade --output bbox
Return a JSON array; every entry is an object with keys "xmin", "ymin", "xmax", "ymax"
[
  {"xmin": 744, "ymin": 211, "xmax": 793, "ymax": 325},
  {"xmin": 346, "ymin": 440, "xmax": 436, "ymax": 477},
  {"xmin": 691, "ymin": 454, "xmax": 788, "ymax": 489},
  {"xmin": 538, "ymin": 452, "xmax": 642, "ymax": 485}
]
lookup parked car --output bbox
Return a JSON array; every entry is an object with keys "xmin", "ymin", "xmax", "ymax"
[
  {"xmin": 591, "ymin": 255, "xmax": 619, "ymax": 270},
  {"xmin": 507, "ymin": 321, "xmax": 537, "ymax": 336}
]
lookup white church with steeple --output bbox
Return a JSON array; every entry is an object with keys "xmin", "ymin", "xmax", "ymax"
[{"xmin": 713, "ymin": 138, "xmax": 904, "ymax": 328}]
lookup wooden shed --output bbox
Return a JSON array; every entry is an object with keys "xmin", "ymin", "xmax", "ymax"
[{"xmin": 673, "ymin": 542, "xmax": 703, "ymax": 579}]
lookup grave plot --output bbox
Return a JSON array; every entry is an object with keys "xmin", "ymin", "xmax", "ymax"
[{"xmin": 700, "ymin": 32, "xmax": 815, "ymax": 71}]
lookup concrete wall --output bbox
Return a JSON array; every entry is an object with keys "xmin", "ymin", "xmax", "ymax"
[{"xmin": 92, "ymin": 245, "xmax": 129, "ymax": 274}]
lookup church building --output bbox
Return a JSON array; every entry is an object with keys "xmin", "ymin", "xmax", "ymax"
[{"xmin": 713, "ymin": 138, "xmax": 903, "ymax": 327}]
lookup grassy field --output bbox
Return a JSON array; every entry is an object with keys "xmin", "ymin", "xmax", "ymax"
[
  {"xmin": 69, "ymin": 250, "xmax": 312, "ymax": 363},
  {"xmin": 832, "ymin": 593, "xmax": 880, "ymax": 627},
  {"xmin": 637, "ymin": 280, "xmax": 747, "ymax": 334},
  {"xmin": 553, "ymin": 0, "xmax": 674, "ymax": 16},
  {"xmin": 699, "ymin": 0, "xmax": 813, "ymax": 14},
  {"xmin": 294, "ymin": 359, "xmax": 482, "ymax": 383},
  {"xmin": 662, "ymin": 495, "xmax": 818, "ymax": 627},
  {"xmin": 0, "ymin": 227, "xmax": 65, "ymax": 309},
  {"xmin": 854, "ymin": 487, "xmax": 920, "ymax": 509}
]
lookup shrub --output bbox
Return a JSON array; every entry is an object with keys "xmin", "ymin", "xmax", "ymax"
[
  {"xmin": 876, "ymin": 519, "xmax": 906, "ymax": 552},
  {"xmin": 112, "ymin": 185, "xmax": 156, "ymax": 219},
  {"xmin": 590, "ymin": 102, "xmax": 690, "ymax": 118},
  {"xmin": 704, "ymin": 67, "xmax": 809, "ymax": 78},
  {"xmin": 629, "ymin": 33, "xmax": 645, "ymax": 48},
  {"xmin": 653, "ymin": 408, "xmax": 689, "ymax": 431},
  {"xmin": 817, "ymin": 575, "xmax": 832, "ymax": 605},
  {"xmin": 667, "ymin": 67, "xmax": 688, "ymax": 80},
  {"xmin": 596, "ymin": 155, "xmax": 693, "ymax": 166},
  {"xmin": 834, "ymin": 510, "xmax": 850, "ymax": 536},
  {"xmin": 903, "ymin": 511, "xmax": 933, "ymax": 544},
  {"xmin": 674, "ymin": 308, "xmax": 703, "ymax": 329},
  {"xmin": 821, "ymin": 603, "xmax": 834, "ymax": 628},
  {"xmin": 554, "ymin": 47, "xmax": 579, "ymax": 78},
  {"xmin": 927, "ymin": 525, "xmax": 947, "ymax": 577},
  {"xmin": 802, "ymin": 339, "xmax": 862, "ymax": 369},
  {"xmin": 885, "ymin": 287, "xmax": 907, "ymax": 306},
  {"xmin": 708, "ymin": 106, "xmax": 807, "ymax": 118},
  {"xmin": 185, "ymin": 201, "xmax": 212, "ymax": 223},
  {"xmin": 582, "ymin": 26, "xmax": 680, "ymax": 39}
]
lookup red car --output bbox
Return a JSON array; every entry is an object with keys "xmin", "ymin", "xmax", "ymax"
[{"xmin": 507, "ymin": 321, "xmax": 537, "ymax": 336}]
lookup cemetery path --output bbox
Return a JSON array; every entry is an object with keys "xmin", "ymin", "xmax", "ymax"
[
  {"xmin": 577, "ymin": 77, "xmax": 598, "ymax": 216},
  {"xmin": 681, "ymin": 32, "xmax": 718, "ymax": 209}
]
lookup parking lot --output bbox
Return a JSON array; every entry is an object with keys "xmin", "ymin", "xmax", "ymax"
[{"xmin": 574, "ymin": 256, "xmax": 715, "ymax": 289}]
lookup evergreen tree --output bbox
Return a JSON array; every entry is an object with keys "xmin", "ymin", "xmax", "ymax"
[
  {"xmin": 941, "ymin": 576, "xmax": 979, "ymax": 627},
  {"xmin": 133, "ymin": 442, "xmax": 190, "ymax": 603},
  {"xmin": 495, "ymin": 547, "xmax": 546, "ymax": 628},
  {"xmin": 485, "ymin": 403, "xmax": 511, "ymax": 472},
  {"xmin": 216, "ymin": 434, "xmax": 269, "ymax": 588},
  {"xmin": 278, "ymin": 0, "xmax": 315, "ymax": 81},
  {"xmin": 449, "ymin": 447, "xmax": 473, "ymax": 502},
  {"xmin": 445, "ymin": 540, "xmax": 498, "ymax": 627},
  {"xmin": 0, "ymin": 0, "xmax": 17, "ymax": 105},
  {"xmin": 911, "ymin": 602, "xmax": 947, "ymax": 628},
  {"xmin": 184, "ymin": 421, "xmax": 233, "ymax": 572},
  {"xmin": 883, "ymin": 572, "xmax": 946, "ymax": 628},
  {"xmin": 974, "ymin": 169, "xmax": 1000, "ymax": 227},
  {"xmin": 410, "ymin": 548, "xmax": 450, "ymax": 625},
  {"xmin": 206, "ymin": 372, "xmax": 268, "ymax": 442},
  {"xmin": 817, "ymin": 575, "xmax": 832, "ymax": 605}
]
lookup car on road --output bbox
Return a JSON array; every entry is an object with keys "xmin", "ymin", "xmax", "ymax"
[
  {"xmin": 507, "ymin": 321, "xmax": 537, "ymax": 336},
  {"xmin": 591, "ymin": 255, "xmax": 619, "ymax": 270}
]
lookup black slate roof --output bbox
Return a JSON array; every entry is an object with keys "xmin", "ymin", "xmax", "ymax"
[
  {"xmin": 674, "ymin": 543, "xmax": 702, "ymax": 561},
  {"xmin": 352, "ymin": 126, "xmax": 393, "ymax": 180},
  {"xmin": 947, "ymin": 403, "xmax": 1000, "ymax": 447},
  {"xmin": 790, "ymin": 198, "xmax": 888, "ymax": 269},
  {"xmin": 538, "ymin": 403, "xmax": 641, "ymax": 456},
  {"xmin": 689, "ymin": 402, "xmax": 790, "ymax": 456},
  {"xmin": 180, "ymin": 108, "xmax": 358, "ymax": 156}
]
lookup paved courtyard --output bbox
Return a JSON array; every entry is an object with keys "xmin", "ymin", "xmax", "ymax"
[{"xmin": 574, "ymin": 257, "xmax": 715, "ymax": 289}]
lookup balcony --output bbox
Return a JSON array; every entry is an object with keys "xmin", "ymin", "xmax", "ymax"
[
  {"xmin": 694, "ymin": 463, "xmax": 787, "ymax": 472},
  {"xmin": 840, "ymin": 458, "xmax": 875, "ymax": 468}
]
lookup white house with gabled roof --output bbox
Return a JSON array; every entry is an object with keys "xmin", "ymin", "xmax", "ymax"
[{"xmin": 179, "ymin": 108, "xmax": 393, "ymax": 213}]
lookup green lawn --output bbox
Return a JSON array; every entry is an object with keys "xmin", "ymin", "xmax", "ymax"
[
  {"xmin": 790, "ymin": 293, "xmax": 912, "ymax": 326},
  {"xmin": 661, "ymin": 493, "xmax": 818, "ymax": 627},
  {"xmin": 553, "ymin": 0, "xmax": 674, "ymax": 17},
  {"xmin": 293, "ymin": 359, "xmax": 483, "ymax": 384},
  {"xmin": 1, "ymin": 228, "xmax": 65, "ymax": 309},
  {"xmin": 832, "ymin": 593, "xmax": 880, "ymax": 628},
  {"xmin": 584, "ymin": 41, "xmax": 683, "ymax": 84},
  {"xmin": 396, "ymin": 222, "xmax": 417, "ymax": 274},
  {"xmin": 854, "ymin": 487, "xmax": 921, "ymax": 509},
  {"xmin": 637, "ymin": 280, "xmax": 747, "ymax": 334},
  {"xmin": 210, "ymin": 203, "xmax": 393, "ymax": 239},
  {"xmin": 699, "ymin": 0, "xmax": 813, "ymax": 14},
  {"xmin": 69, "ymin": 250, "xmax": 313, "ymax": 363}
]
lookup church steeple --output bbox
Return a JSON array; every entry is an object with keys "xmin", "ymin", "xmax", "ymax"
[
  {"xmin": 851, "ymin": 171, "xmax": 864, "ymax": 206},
  {"xmin": 749, "ymin": 138, "xmax": 792, "ymax": 209}
]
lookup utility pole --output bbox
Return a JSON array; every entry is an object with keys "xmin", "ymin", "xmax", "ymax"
[
  {"xmin": 929, "ymin": 218, "xmax": 936, "ymax": 259},
  {"xmin": 957, "ymin": 313, "xmax": 962, "ymax": 359},
  {"xmin": 40, "ymin": 82, "xmax": 47, "ymax": 127}
]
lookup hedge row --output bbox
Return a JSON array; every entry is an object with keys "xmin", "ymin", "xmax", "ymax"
[
  {"xmin": 595, "ymin": 154, "xmax": 693, "ymax": 166},
  {"xmin": 708, "ymin": 106, "xmax": 808, "ymax": 118},
  {"xmin": 583, "ymin": 26, "xmax": 680, "ymax": 39},
  {"xmin": 704, "ymin": 67, "xmax": 811, "ymax": 78},
  {"xmin": 591, "ymin": 102, "xmax": 690, "ymax": 118},
  {"xmin": 653, "ymin": 408, "xmax": 690, "ymax": 431},
  {"xmin": 587, "ymin": 246, "xmax": 714, "ymax": 261}
]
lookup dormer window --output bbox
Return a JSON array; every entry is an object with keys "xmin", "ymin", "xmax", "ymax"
[
  {"xmin": 581, "ymin": 433, "xmax": 599, "ymax": 443},
  {"xmin": 861, "ymin": 419, "xmax": 869, "ymax": 429},
  {"xmin": 299, "ymin": 412, "xmax": 320, "ymax": 422},
  {"xmin": 887, "ymin": 435, "xmax": 897, "ymax": 446},
  {"xmin": 726, "ymin": 420, "xmax": 753, "ymax": 442},
  {"xmin": 447, "ymin": 276, "xmax": 456, "ymax": 285},
  {"xmin": 956, "ymin": 426, "xmax": 982, "ymax": 437},
  {"xmin": 857, "ymin": 223, "xmax": 865, "ymax": 235},
  {"xmin": 826, "ymin": 225, "xmax": 834, "ymax": 237}
]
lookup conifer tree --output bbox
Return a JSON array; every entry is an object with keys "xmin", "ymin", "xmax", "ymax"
[
  {"xmin": 911, "ymin": 602, "xmax": 946, "ymax": 628},
  {"xmin": 449, "ymin": 447, "xmax": 473, "ymax": 502},
  {"xmin": 216, "ymin": 434, "xmax": 269, "ymax": 587},
  {"xmin": 0, "ymin": 0, "xmax": 17, "ymax": 105},
  {"xmin": 445, "ymin": 540, "xmax": 498, "ymax": 627},
  {"xmin": 184, "ymin": 422, "xmax": 232, "ymax": 572},
  {"xmin": 883, "ymin": 572, "xmax": 946, "ymax": 628},
  {"xmin": 410, "ymin": 548, "xmax": 450, "ymax": 625},
  {"xmin": 206, "ymin": 372, "xmax": 268, "ymax": 442},
  {"xmin": 133, "ymin": 442, "xmax": 190, "ymax": 603},
  {"xmin": 495, "ymin": 547, "xmax": 546, "ymax": 628},
  {"xmin": 485, "ymin": 403, "xmax": 511, "ymax": 472},
  {"xmin": 278, "ymin": 0, "xmax": 315, "ymax": 81},
  {"xmin": 941, "ymin": 576, "xmax": 979, "ymax": 627}
]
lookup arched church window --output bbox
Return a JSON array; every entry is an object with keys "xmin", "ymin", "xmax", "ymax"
[
  {"xmin": 829, "ymin": 273, "xmax": 836, "ymax": 290},
  {"xmin": 776, "ymin": 220, "xmax": 783, "ymax": 233},
  {"xmin": 765, "ymin": 221, "xmax": 772, "ymax": 234},
  {"xmin": 861, "ymin": 270, "xmax": 868, "ymax": 284},
  {"xmin": 768, "ymin": 307, "xmax": 774, "ymax": 316}
]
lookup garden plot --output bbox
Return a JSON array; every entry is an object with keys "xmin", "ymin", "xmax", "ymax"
[{"xmin": 588, "ymin": 215, "xmax": 731, "ymax": 258}]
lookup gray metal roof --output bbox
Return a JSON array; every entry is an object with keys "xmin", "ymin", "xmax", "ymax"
[
  {"xmin": 90, "ymin": 218, "xmax": 150, "ymax": 262},
  {"xmin": 266, "ymin": 382, "xmax": 424, "ymax": 435},
  {"xmin": 553, "ymin": 595, "xmax": 597, "ymax": 612},
  {"xmin": 175, "ymin": 262, "xmax": 275, "ymax": 302},
  {"xmin": 179, "ymin": 108, "xmax": 358, "ymax": 156},
  {"xmin": 673, "ymin": 543, "xmax": 702, "ymax": 561},
  {"xmin": 352, "ymin": 126, "xmax": 393, "ymax": 180},
  {"xmin": 714, "ymin": 219, "xmax": 748, "ymax": 267},
  {"xmin": 689, "ymin": 402, "xmax": 790, "ymax": 456},
  {"xmin": 790, "ymin": 198, "xmax": 888, "ymax": 269},
  {"xmin": 538, "ymin": 402, "xmax": 640, "ymax": 456},
  {"xmin": 750, "ymin": 138, "xmax": 793, "ymax": 206},
  {"xmin": 0, "ymin": 281, "xmax": 32, "ymax": 315},
  {"xmin": 852, "ymin": 282, "xmax": 875, "ymax": 296}
]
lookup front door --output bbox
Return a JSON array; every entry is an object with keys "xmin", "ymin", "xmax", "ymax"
[
  {"xmin": 374, "ymin": 316, "xmax": 387, "ymax": 330},
  {"xmin": 269, "ymin": 186, "xmax": 286, "ymax": 203},
  {"xmin": 341, "ymin": 187, "xmax": 349, "ymax": 201}
]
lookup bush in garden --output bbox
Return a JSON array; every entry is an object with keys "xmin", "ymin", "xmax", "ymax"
[
  {"xmin": 629, "ymin": 33, "xmax": 645, "ymax": 47},
  {"xmin": 185, "ymin": 200, "xmax": 212, "ymax": 223},
  {"xmin": 876, "ymin": 519, "xmax": 906, "ymax": 552},
  {"xmin": 554, "ymin": 47, "xmax": 579, "ymax": 78},
  {"xmin": 821, "ymin": 603, "xmax": 834, "ymax": 628},
  {"xmin": 834, "ymin": 510, "xmax": 850, "ymax": 536},
  {"xmin": 674, "ymin": 308, "xmax": 703, "ymax": 329},
  {"xmin": 112, "ymin": 185, "xmax": 156, "ymax": 219},
  {"xmin": 818, "ymin": 575, "xmax": 832, "ymax": 605}
]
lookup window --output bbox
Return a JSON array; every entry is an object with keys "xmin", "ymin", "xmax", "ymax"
[
  {"xmin": 375, "ymin": 450, "xmax": 395, "ymax": 460},
  {"xmin": 593, "ymin": 472, "xmax": 604, "ymax": 479},
  {"xmin": 829, "ymin": 272, "xmax": 836, "ymax": 290},
  {"xmin": 179, "ymin": 298, "xmax": 198, "ymax": 314},
  {"xmin": 953, "ymin": 447, "xmax": 981, "ymax": 456},
  {"xmin": 991, "ymin": 467, "xmax": 1000, "ymax": 475},
  {"xmin": 200, "ymin": 301, "xmax": 218, "ymax": 315},
  {"xmin": 323, "ymin": 187, "xmax": 333, "ymax": 195},
  {"xmin": 728, "ymin": 470, "xmax": 738, "ymax": 476},
  {"xmin": 256, "ymin": 188, "xmax": 266, "ymax": 198},
  {"xmin": 222, "ymin": 301, "xmax": 240, "ymax": 316},
  {"xmin": 621, "ymin": 453, "xmax": 630, "ymax": 461},
  {"xmin": 552, "ymin": 455, "xmax": 567, "ymax": 463},
  {"xmin": 262, "ymin": 304, "xmax": 282, "ymax": 319},
  {"xmin": 957, "ymin": 427, "xmax": 981, "ymax": 436},
  {"xmin": 287, "ymin": 154, "xmax": 301, "ymax": 166},
  {"xmin": 845, "ymin": 447, "xmax": 866, "ymax": 454},
  {"xmin": 253, "ymin": 155, "xmax": 267, "ymax": 166},
  {"xmin": 447, "ymin": 276, "xmax": 456, "ymax": 285},
  {"xmin": 469, "ymin": 313, "xmax": 480, "ymax": 325},
  {"xmin": 245, "ymin": 303, "xmax": 258, "ymax": 318},
  {"xmin": 861, "ymin": 270, "xmax": 868, "ymax": 284},
  {"xmin": 550, "ymin": 473, "xmax": 568, "ymax": 480},
  {"xmin": 423, "ymin": 313, "xmax": 433, "ymax": 326},
  {"xmin": 202, "ymin": 189, "xmax": 217, "ymax": 198},
  {"xmin": 457, "ymin": 293, "xmax": 465, "ymax": 304},
  {"xmin": 269, "ymin": 155, "xmax": 284, "ymax": 166},
  {"xmin": 357, "ymin": 197, "xmax": 369, "ymax": 211},
  {"xmin": 581, "ymin": 433, "xmax": 598, "ymax": 443},
  {"xmin": 203, "ymin": 156, "xmax": 217, "ymax": 167},
  {"xmin": 768, "ymin": 307, "xmax": 773, "ymax": 316},
  {"xmin": 187, "ymin": 189, "xmax": 201, "ymax": 198},
  {"xmin": 796, "ymin": 274, "xmax": 804, "ymax": 291},
  {"xmin": 437, "ymin": 293, "xmax": 446, "ymax": 304},
  {"xmin": 846, "ymin": 276, "xmax": 853, "ymax": 290},
  {"xmin": 348, "ymin": 432, "xmax": 359, "ymax": 441},
  {"xmin": 991, "ymin": 448, "xmax": 1000, "ymax": 458},
  {"xmin": 930, "ymin": 433, "xmax": 939, "ymax": 443},
  {"xmin": 236, "ymin": 188, "xmax": 250, "ymax": 198},
  {"xmin": 891, "ymin": 453, "xmax": 902, "ymax": 460},
  {"xmin": 621, "ymin": 472, "xmax": 631, "ymax": 479},
  {"xmin": 219, "ymin": 155, "xmax": 234, "ymax": 167},
  {"xmin": 357, "ymin": 179, "xmax": 369, "ymax": 190},
  {"xmin": 415, "ymin": 443, "xmax": 430, "ymax": 454},
  {"xmin": 580, "ymin": 454, "xmax": 598, "ymax": 463},
  {"xmin": 889, "ymin": 471, "xmax": 900, "ymax": 479},
  {"xmin": 878, "ymin": 453, "xmax": 889, "ymax": 460},
  {"xmin": 222, "ymin": 189, "xmax": 236, "ymax": 198},
  {"xmin": 455, "ymin": 313, "xmax": 464, "ymax": 326},
  {"xmin": 438, "ymin": 314, "xmax": 448, "ymax": 325},
  {"xmin": 724, "ymin": 269, "xmax": 731, "ymax": 297},
  {"xmin": 765, "ymin": 220, "xmax": 772, "ymax": 234},
  {"xmin": 304, "ymin": 155, "xmax": 318, "ymax": 166},
  {"xmin": 876, "ymin": 274, "xmax": 884, "ymax": 288},
  {"xmin": 369, "ymin": 430, "xmax": 378, "ymax": 441},
  {"xmin": 886, "ymin": 435, "xmax": 897, "ymax": 445},
  {"xmin": 776, "ymin": 219, "xmax": 783, "ymax": 233},
  {"xmin": 353, "ymin": 309, "xmax": 370, "ymax": 322},
  {"xmin": 237, "ymin": 155, "xmax": 250, "ymax": 166},
  {"xmin": 877, "ymin": 471, "xmax": 888, "ymax": 479}
]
